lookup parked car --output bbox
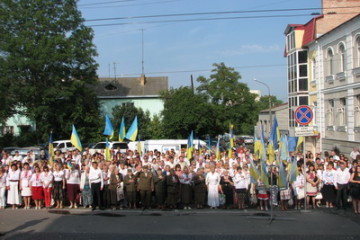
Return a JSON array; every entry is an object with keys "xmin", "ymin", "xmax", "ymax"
[
  {"xmin": 236, "ymin": 136, "xmax": 254, "ymax": 145},
  {"xmin": 52, "ymin": 140, "xmax": 76, "ymax": 153},
  {"xmin": 10, "ymin": 146, "xmax": 44, "ymax": 160},
  {"xmin": 89, "ymin": 141, "xmax": 129, "ymax": 155}
]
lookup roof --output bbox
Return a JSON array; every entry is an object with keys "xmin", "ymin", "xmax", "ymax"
[
  {"xmin": 260, "ymin": 102, "xmax": 288, "ymax": 113},
  {"xmin": 92, "ymin": 76, "xmax": 168, "ymax": 97}
]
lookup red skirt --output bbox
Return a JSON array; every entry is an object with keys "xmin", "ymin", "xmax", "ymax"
[{"xmin": 32, "ymin": 186, "xmax": 44, "ymax": 200}]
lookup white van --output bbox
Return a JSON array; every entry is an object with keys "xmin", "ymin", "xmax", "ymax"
[
  {"xmin": 89, "ymin": 141, "xmax": 129, "ymax": 155},
  {"xmin": 53, "ymin": 140, "xmax": 76, "ymax": 153},
  {"xmin": 143, "ymin": 139, "xmax": 207, "ymax": 154}
]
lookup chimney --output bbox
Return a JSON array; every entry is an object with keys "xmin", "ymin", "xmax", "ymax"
[
  {"xmin": 140, "ymin": 74, "xmax": 146, "ymax": 86},
  {"xmin": 317, "ymin": 0, "xmax": 360, "ymax": 35}
]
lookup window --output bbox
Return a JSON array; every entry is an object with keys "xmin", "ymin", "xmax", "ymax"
[
  {"xmin": 104, "ymin": 84, "xmax": 117, "ymax": 90},
  {"xmin": 298, "ymin": 50, "xmax": 308, "ymax": 91},
  {"xmin": 337, "ymin": 98, "xmax": 346, "ymax": 126},
  {"xmin": 355, "ymin": 95, "xmax": 360, "ymax": 127},
  {"xmin": 327, "ymin": 100, "xmax": 334, "ymax": 126},
  {"xmin": 286, "ymin": 32, "xmax": 295, "ymax": 52},
  {"xmin": 338, "ymin": 44, "xmax": 346, "ymax": 72},
  {"xmin": 299, "ymin": 96, "xmax": 308, "ymax": 106},
  {"xmin": 327, "ymin": 48, "xmax": 334, "ymax": 76},
  {"xmin": 1, "ymin": 126, "xmax": 14, "ymax": 135}
]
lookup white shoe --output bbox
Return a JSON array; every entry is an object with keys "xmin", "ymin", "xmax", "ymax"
[
  {"xmin": 184, "ymin": 206, "xmax": 187, "ymax": 210},
  {"xmin": 188, "ymin": 206, "xmax": 191, "ymax": 210}
]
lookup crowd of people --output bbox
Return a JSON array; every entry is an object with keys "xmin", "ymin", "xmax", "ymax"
[{"xmin": 0, "ymin": 145, "xmax": 359, "ymax": 214}]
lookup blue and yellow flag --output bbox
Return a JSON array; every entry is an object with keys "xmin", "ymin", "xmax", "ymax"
[
  {"xmin": 249, "ymin": 158, "xmax": 260, "ymax": 183},
  {"xmin": 215, "ymin": 136, "xmax": 221, "ymax": 160},
  {"xmin": 67, "ymin": 161, "xmax": 73, "ymax": 169},
  {"xmin": 105, "ymin": 137, "xmax": 111, "ymax": 161},
  {"xmin": 260, "ymin": 160, "xmax": 269, "ymax": 188},
  {"xmin": 103, "ymin": 114, "xmax": 114, "ymax": 140},
  {"xmin": 289, "ymin": 158, "xmax": 298, "ymax": 183},
  {"xmin": 288, "ymin": 136, "xmax": 298, "ymax": 152},
  {"xmin": 186, "ymin": 130, "xmax": 194, "ymax": 160},
  {"xmin": 296, "ymin": 136, "xmax": 304, "ymax": 152},
  {"xmin": 118, "ymin": 116, "xmax": 126, "ymax": 142},
  {"xmin": 269, "ymin": 116, "xmax": 280, "ymax": 150},
  {"xmin": 280, "ymin": 134, "xmax": 289, "ymax": 161},
  {"xmin": 278, "ymin": 161, "xmax": 288, "ymax": 188},
  {"xmin": 228, "ymin": 124, "xmax": 235, "ymax": 158},
  {"xmin": 70, "ymin": 125, "xmax": 82, "ymax": 151},
  {"xmin": 48, "ymin": 132, "xmax": 54, "ymax": 166},
  {"xmin": 125, "ymin": 116, "xmax": 138, "ymax": 141}
]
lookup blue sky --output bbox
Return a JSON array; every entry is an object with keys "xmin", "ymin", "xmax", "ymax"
[{"xmin": 79, "ymin": 0, "xmax": 321, "ymax": 101}]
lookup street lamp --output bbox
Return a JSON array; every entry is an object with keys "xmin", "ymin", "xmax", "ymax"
[{"xmin": 254, "ymin": 78, "xmax": 272, "ymax": 134}]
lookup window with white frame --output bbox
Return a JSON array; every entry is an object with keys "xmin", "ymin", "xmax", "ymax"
[
  {"xmin": 337, "ymin": 98, "xmax": 346, "ymax": 126},
  {"xmin": 286, "ymin": 32, "xmax": 295, "ymax": 52},
  {"xmin": 327, "ymin": 48, "xmax": 334, "ymax": 76},
  {"xmin": 355, "ymin": 95, "xmax": 360, "ymax": 127},
  {"xmin": 338, "ymin": 44, "xmax": 346, "ymax": 72},
  {"xmin": 1, "ymin": 126, "xmax": 14, "ymax": 135},
  {"xmin": 326, "ymin": 100, "xmax": 334, "ymax": 126},
  {"xmin": 356, "ymin": 36, "xmax": 360, "ymax": 68}
]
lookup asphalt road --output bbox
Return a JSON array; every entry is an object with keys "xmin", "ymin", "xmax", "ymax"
[{"xmin": 0, "ymin": 208, "xmax": 359, "ymax": 240}]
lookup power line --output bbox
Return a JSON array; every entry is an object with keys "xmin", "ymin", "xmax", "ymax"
[
  {"xmin": 85, "ymin": 5, "xmax": 360, "ymax": 22},
  {"xmin": 87, "ymin": 12, "xmax": 360, "ymax": 27}
]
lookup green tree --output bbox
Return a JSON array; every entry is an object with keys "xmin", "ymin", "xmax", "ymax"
[
  {"xmin": 161, "ymin": 86, "xmax": 218, "ymax": 138},
  {"xmin": 257, "ymin": 95, "xmax": 284, "ymax": 111},
  {"xmin": 111, "ymin": 103, "xmax": 151, "ymax": 141},
  {"xmin": 197, "ymin": 63, "xmax": 258, "ymax": 134},
  {"xmin": 0, "ymin": 0, "xmax": 100, "ymax": 143},
  {"xmin": 147, "ymin": 115, "xmax": 165, "ymax": 139}
]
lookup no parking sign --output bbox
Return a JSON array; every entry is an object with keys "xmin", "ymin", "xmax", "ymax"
[{"xmin": 294, "ymin": 105, "xmax": 313, "ymax": 126}]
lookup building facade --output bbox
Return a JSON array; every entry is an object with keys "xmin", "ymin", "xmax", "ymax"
[
  {"xmin": 284, "ymin": 0, "xmax": 360, "ymax": 154},
  {"xmin": 93, "ymin": 75, "xmax": 168, "ymax": 118}
]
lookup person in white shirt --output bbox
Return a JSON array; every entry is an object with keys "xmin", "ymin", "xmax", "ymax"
[
  {"xmin": 12, "ymin": 151, "xmax": 23, "ymax": 163},
  {"xmin": 71, "ymin": 150, "xmax": 82, "ymax": 168},
  {"xmin": 350, "ymin": 147, "xmax": 360, "ymax": 162},
  {"xmin": 6, "ymin": 163, "xmax": 21, "ymax": 209},
  {"xmin": 53, "ymin": 163, "xmax": 66, "ymax": 208},
  {"xmin": 321, "ymin": 162, "xmax": 336, "ymax": 208},
  {"xmin": 41, "ymin": 166, "xmax": 53, "ymax": 209},
  {"xmin": 101, "ymin": 164, "xmax": 111, "ymax": 209},
  {"xmin": 30, "ymin": 166, "xmax": 43, "ymax": 210},
  {"xmin": 65, "ymin": 164, "xmax": 81, "ymax": 209},
  {"xmin": 334, "ymin": 161, "xmax": 350, "ymax": 209},
  {"xmin": 20, "ymin": 163, "xmax": 32, "ymax": 209},
  {"xmin": 89, "ymin": 161, "xmax": 103, "ymax": 210},
  {"xmin": 233, "ymin": 167, "xmax": 248, "ymax": 209},
  {"xmin": 0, "ymin": 167, "xmax": 7, "ymax": 209}
]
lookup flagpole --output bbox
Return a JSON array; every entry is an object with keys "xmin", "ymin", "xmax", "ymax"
[{"xmin": 303, "ymin": 137, "xmax": 308, "ymax": 212}]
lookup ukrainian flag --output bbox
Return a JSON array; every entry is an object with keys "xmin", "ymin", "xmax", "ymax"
[
  {"xmin": 103, "ymin": 114, "xmax": 114, "ymax": 140},
  {"xmin": 280, "ymin": 134, "xmax": 289, "ymax": 161},
  {"xmin": 48, "ymin": 132, "xmax": 54, "ymax": 166},
  {"xmin": 269, "ymin": 116, "xmax": 280, "ymax": 150},
  {"xmin": 260, "ymin": 160, "xmax": 269, "ymax": 188},
  {"xmin": 105, "ymin": 137, "xmax": 111, "ymax": 161},
  {"xmin": 249, "ymin": 158, "xmax": 260, "ymax": 183},
  {"xmin": 187, "ymin": 130, "xmax": 194, "ymax": 160},
  {"xmin": 215, "ymin": 136, "xmax": 221, "ymax": 160},
  {"xmin": 296, "ymin": 136, "xmax": 304, "ymax": 152},
  {"xmin": 278, "ymin": 161, "xmax": 288, "ymax": 188},
  {"xmin": 118, "ymin": 116, "xmax": 126, "ymax": 142},
  {"xmin": 228, "ymin": 124, "xmax": 234, "ymax": 158},
  {"xmin": 70, "ymin": 125, "xmax": 82, "ymax": 151},
  {"xmin": 67, "ymin": 161, "xmax": 73, "ymax": 169},
  {"xmin": 289, "ymin": 158, "xmax": 299, "ymax": 183},
  {"xmin": 125, "ymin": 116, "xmax": 138, "ymax": 141}
]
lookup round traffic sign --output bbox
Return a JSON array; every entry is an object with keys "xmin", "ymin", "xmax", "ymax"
[{"xmin": 295, "ymin": 105, "xmax": 313, "ymax": 125}]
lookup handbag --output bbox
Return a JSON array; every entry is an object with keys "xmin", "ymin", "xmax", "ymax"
[
  {"xmin": 315, "ymin": 192, "xmax": 323, "ymax": 200},
  {"xmin": 219, "ymin": 194, "xmax": 226, "ymax": 205},
  {"xmin": 296, "ymin": 188, "xmax": 305, "ymax": 200}
]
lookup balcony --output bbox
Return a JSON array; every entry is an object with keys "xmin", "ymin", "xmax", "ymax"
[
  {"xmin": 325, "ymin": 75, "xmax": 334, "ymax": 84},
  {"xmin": 336, "ymin": 126, "xmax": 347, "ymax": 132},
  {"xmin": 353, "ymin": 67, "xmax": 360, "ymax": 77},
  {"xmin": 326, "ymin": 126, "xmax": 335, "ymax": 131},
  {"xmin": 335, "ymin": 72, "xmax": 345, "ymax": 81}
]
